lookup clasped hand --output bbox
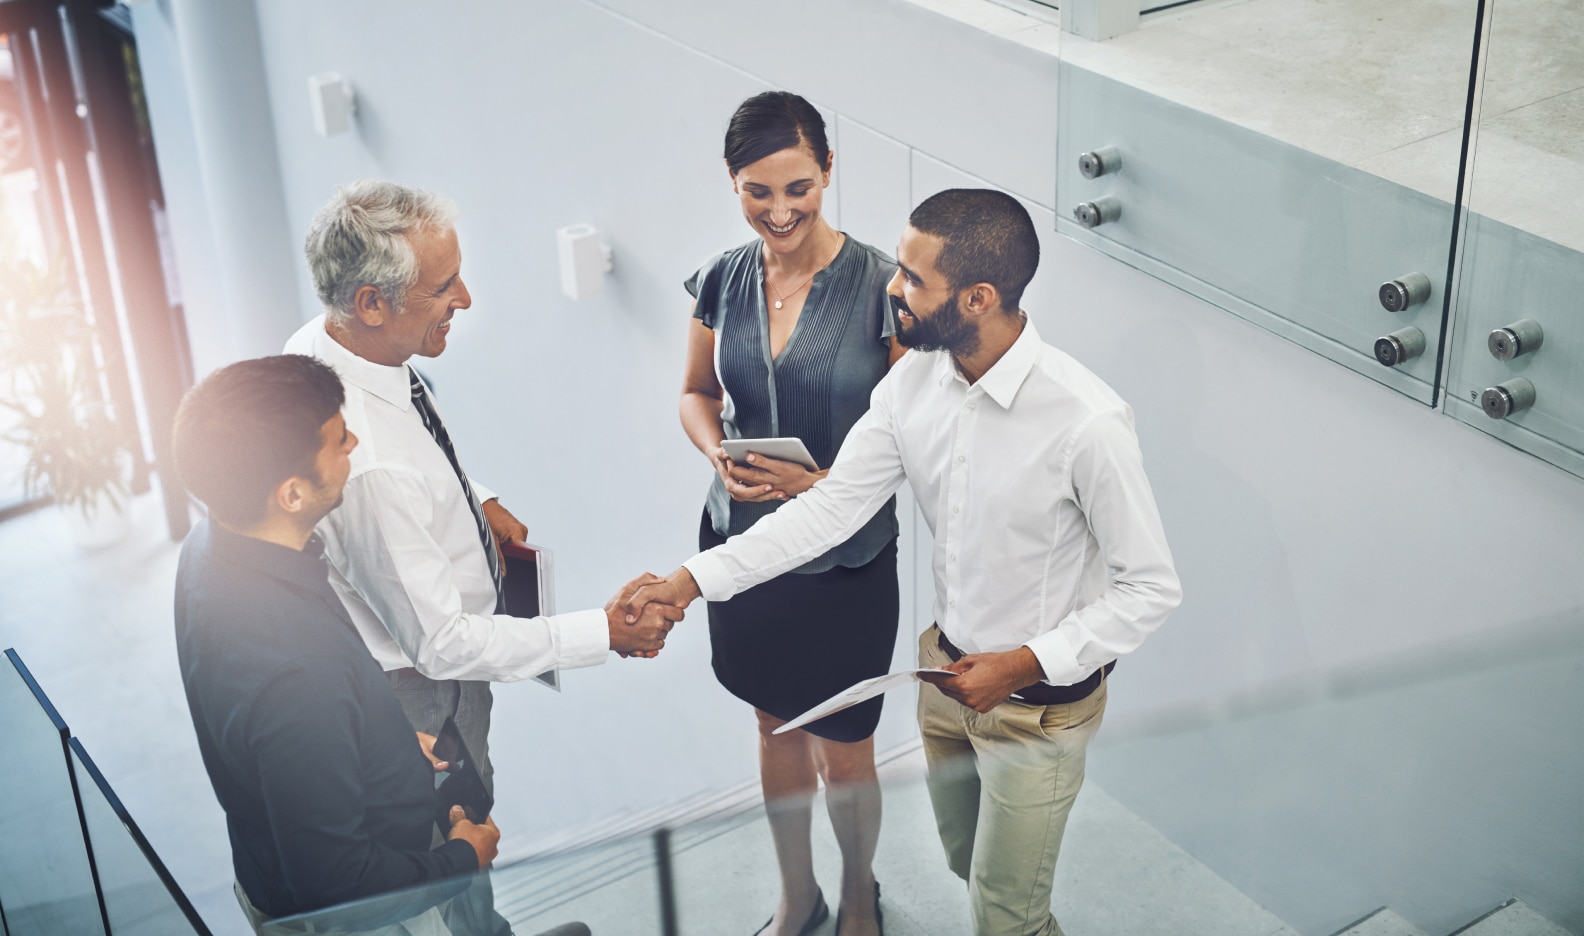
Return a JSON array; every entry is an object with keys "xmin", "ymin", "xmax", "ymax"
[
  {"xmin": 417, "ymin": 731, "xmax": 499, "ymax": 868},
  {"xmin": 605, "ymin": 573, "xmax": 687, "ymax": 659},
  {"xmin": 613, "ymin": 568, "xmax": 704, "ymax": 639},
  {"xmin": 711, "ymin": 447, "xmax": 826, "ymax": 503}
]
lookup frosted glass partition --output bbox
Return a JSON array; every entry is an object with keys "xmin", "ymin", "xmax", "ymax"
[
  {"xmin": 0, "ymin": 650, "xmax": 106, "ymax": 936},
  {"xmin": 1055, "ymin": 0, "xmax": 1484, "ymax": 405},
  {"xmin": 67, "ymin": 740, "xmax": 209, "ymax": 936},
  {"xmin": 1443, "ymin": 1, "xmax": 1584, "ymax": 479}
]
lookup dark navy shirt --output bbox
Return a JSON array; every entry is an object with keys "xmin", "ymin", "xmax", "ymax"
[
  {"xmin": 687, "ymin": 234, "xmax": 900, "ymax": 574},
  {"xmin": 174, "ymin": 518, "xmax": 476, "ymax": 918}
]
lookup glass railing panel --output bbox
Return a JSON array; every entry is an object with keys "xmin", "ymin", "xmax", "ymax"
[
  {"xmin": 261, "ymin": 834, "xmax": 661, "ymax": 936},
  {"xmin": 1443, "ymin": 0, "xmax": 1584, "ymax": 479},
  {"xmin": 0, "ymin": 649, "xmax": 106, "ymax": 936},
  {"xmin": 1055, "ymin": 0, "xmax": 1483, "ymax": 404},
  {"xmin": 666, "ymin": 749, "xmax": 974, "ymax": 934},
  {"xmin": 67, "ymin": 739, "xmax": 209, "ymax": 935},
  {"xmin": 1083, "ymin": 621, "xmax": 1584, "ymax": 934}
]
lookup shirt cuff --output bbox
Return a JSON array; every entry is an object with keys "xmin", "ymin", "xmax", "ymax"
[
  {"xmin": 682, "ymin": 551, "xmax": 735, "ymax": 602},
  {"xmin": 551, "ymin": 608, "xmax": 610, "ymax": 668},
  {"xmin": 473, "ymin": 482, "xmax": 498, "ymax": 505},
  {"xmin": 1024, "ymin": 627, "xmax": 1091, "ymax": 688}
]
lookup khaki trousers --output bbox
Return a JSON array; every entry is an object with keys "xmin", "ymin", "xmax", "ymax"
[{"xmin": 917, "ymin": 625, "xmax": 1108, "ymax": 936}]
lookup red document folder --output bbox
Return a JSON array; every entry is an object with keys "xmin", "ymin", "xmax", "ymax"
[{"xmin": 499, "ymin": 542, "xmax": 561, "ymax": 691}]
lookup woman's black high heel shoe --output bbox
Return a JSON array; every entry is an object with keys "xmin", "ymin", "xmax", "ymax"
[{"xmin": 753, "ymin": 888, "xmax": 829, "ymax": 936}]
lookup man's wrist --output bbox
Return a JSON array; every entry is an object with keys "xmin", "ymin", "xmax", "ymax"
[
  {"xmin": 1015, "ymin": 646, "xmax": 1046, "ymax": 685},
  {"xmin": 672, "ymin": 567, "xmax": 702, "ymax": 603}
]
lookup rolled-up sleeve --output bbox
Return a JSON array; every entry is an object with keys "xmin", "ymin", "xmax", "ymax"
[
  {"xmin": 325, "ymin": 467, "xmax": 609, "ymax": 681},
  {"xmin": 1025, "ymin": 409, "xmax": 1182, "ymax": 686}
]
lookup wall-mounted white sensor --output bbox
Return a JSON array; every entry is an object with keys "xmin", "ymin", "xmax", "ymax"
[
  {"xmin": 557, "ymin": 224, "xmax": 614, "ymax": 300},
  {"xmin": 308, "ymin": 73, "xmax": 356, "ymax": 137}
]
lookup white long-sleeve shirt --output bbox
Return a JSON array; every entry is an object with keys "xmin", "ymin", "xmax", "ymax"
[
  {"xmin": 284, "ymin": 317, "xmax": 609, "ymax": 681},
  {"xmin": 684, "ymin": 318, "xmax": 1181, "ymax": 687}
]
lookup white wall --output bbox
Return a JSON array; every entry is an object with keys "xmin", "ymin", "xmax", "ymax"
[{"xmin": 135, "ymin": 0, "xmax": 1584, "ymax": 929}]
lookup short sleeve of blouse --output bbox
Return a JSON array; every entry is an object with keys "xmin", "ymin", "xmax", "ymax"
[
  {"xmin": 870, "ymin": 250, "xmax": 900, "ymax": 343},
  {"xmin": 685, "ymin": 252, "xmax": 726, "ymax": 329}
]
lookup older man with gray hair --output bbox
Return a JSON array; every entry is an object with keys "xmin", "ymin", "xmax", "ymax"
[{"xmin": 285, "ymin": 180, "xmax": 679, "ymax": 803}]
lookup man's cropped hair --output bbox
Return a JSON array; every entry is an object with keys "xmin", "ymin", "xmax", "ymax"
[
  {"xmin": 173, "ymin": 355, "xmax": 345, "ymax": 528},
  {"xmin": 304, "ymin": 179, "xmax": 458, "ymax": 322},
  {"xmin": 909, "ymin": 188, "xmax": 1040, "ymax": 312}
]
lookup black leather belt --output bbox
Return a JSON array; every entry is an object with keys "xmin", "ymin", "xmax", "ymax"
[{"xmin": 936, "ymin": 630, "xmax": 1112, "ymax": 705}]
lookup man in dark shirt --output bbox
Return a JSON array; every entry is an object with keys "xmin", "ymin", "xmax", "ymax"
[{"xmin": 171, "ymin": 355, "xmax": 498, "ymax": 929}]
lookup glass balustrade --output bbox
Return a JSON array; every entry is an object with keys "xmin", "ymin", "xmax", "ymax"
[
  {"xmin": 1443, "ymin": 0, "xmax": 1584, "ymax": 479},
  {"xmin": 1055, "ymin": 0, "xmax": 1485, "ymax": 404},
  {"xmin": 68, "ymin": 739, "xmax": 210, "ymax": 935},
  {"xmin": 260, "ymin": 830, "xmax": 663, "ymax": 936},
  {"xmin": 0, "ymin": 649, "xmax": 106, "ymax": 936},
  {"xmin": 1, "ymin": 649, "xmax": 207, "ymax": 935},
  {"xmin": 258, "ymin": 751, "xmax": 980, "ymax": 936}
]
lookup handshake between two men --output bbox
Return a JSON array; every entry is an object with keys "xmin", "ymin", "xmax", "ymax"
[
  {"xmin": 604, "ymin": 572, "xmax": 690, "ymax": 659},
  {"xmin": 484, "ymin": 503, "xmax": 685, "ymax": 660}
]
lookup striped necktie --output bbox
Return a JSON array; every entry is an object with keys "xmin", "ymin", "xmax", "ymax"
[{"xmin": 408, "ymin": 368, "xmax": 505, "ymax": 613}]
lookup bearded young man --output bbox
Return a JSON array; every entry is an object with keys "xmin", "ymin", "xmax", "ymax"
[{"xmin": 626, "ymin": 189, "xmax": 1182, "ymax": 936}]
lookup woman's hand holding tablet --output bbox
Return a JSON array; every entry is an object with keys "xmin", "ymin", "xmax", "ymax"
[{"xmin": 720, "ymin": 437, "xmax": 819, "ymax": 471}]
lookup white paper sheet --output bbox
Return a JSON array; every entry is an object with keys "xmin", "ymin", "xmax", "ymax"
[{"xmin": 772, "ymin": 668, "xmax": 958, "ymax": 735}]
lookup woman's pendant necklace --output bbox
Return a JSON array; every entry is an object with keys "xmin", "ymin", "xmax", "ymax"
[
  {"xmin": 772, "ymin": 272, "xmax": 816, "ymax": 310},
  {"xmin": 769, "ymin": 233, "xmax": 841, "ymax": 310}
]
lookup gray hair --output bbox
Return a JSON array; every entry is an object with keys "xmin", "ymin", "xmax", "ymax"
[{"xmin": 304, "ymin": 179, "xmax": 459, "ymax": 321}]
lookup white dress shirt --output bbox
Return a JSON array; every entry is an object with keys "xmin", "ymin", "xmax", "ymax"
[
  {"xmin": 684, "ymin": 318, "xmax": 1181, "ymax": 687},
  {"xmin": 284, "ymin": 316, "xmax": 609, "ymax": 681}
]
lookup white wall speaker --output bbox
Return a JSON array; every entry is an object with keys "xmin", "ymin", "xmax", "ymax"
[
  {"xmin": 556, "ymin": 224, "xmax": 614, "ymax": 300},
  {"xmin": 307, "ymin": 73, "xmax": 356, "ymax": 137}
]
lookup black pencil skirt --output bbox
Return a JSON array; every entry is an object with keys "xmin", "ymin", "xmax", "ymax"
[{"xmin": 700, "ymin": 509, "xmax": 900, "ymax": 743}]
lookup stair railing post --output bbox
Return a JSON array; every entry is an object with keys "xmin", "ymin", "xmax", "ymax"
[{"xmin": 653, "ymin": 827, "xmax": 679, "ymax": 936}]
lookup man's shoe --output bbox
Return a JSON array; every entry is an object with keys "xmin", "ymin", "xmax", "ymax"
[{"xmin": 752, "ymin": 889, "xmax": 829, "ymax": 936}]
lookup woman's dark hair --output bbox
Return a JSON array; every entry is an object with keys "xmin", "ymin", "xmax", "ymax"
[
  {"xmin": 909, "ymin": 189, "xmax": 1040, "ymax": 312},
  {"xmin": 723, "ymin": 91, "xmax": 830, "ymax": 175},
  {"xmin": 173, "ymin": 354, "xmax": 345, "ymax": 527}
]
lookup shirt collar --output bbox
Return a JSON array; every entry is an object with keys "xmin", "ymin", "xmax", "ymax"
[
  {"xmin": 933, "ymin": 316, "xmax": 1042, "ymax": 409},
  {"xmin": 307, "ymin": 316, "xmax": 414, "ymax": 410},
  {"xmin": 203, "ymin": 516, "xmax": 331, "ymax": 590}
]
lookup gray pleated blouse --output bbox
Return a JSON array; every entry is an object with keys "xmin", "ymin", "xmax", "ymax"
[{"xmin": 686, "ymin": 234, "xmax": 899, "ymax": 574}]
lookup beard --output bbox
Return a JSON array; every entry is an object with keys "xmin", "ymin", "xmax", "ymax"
[{"xmin": 893, "ymin": 292, "xmax": 980, "ymax": 357}]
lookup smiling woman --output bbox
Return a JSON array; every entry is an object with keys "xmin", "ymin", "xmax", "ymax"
[{"xmin": 675, "ymin": 91, "xmax": 905, "ymax": 936}]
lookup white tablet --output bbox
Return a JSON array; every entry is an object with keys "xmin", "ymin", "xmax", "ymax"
[{"xmin": 720, "ymin": 437, "xmax": 819, "ymax": 471}]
